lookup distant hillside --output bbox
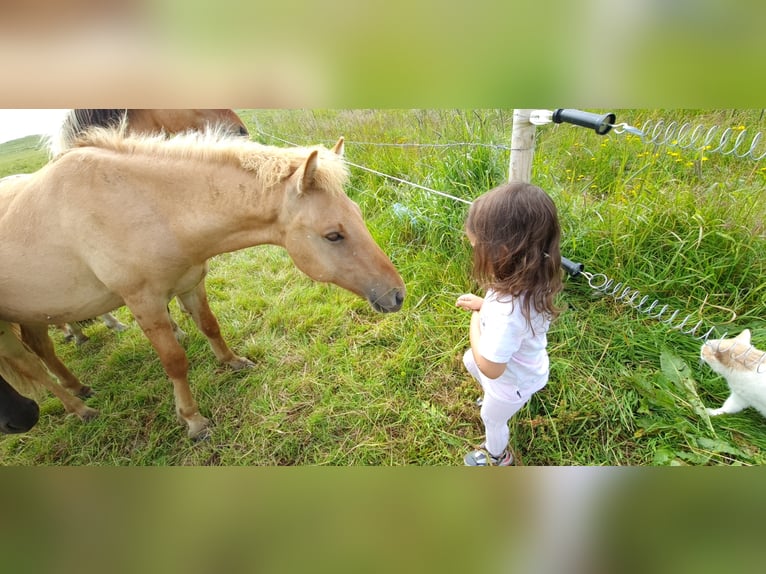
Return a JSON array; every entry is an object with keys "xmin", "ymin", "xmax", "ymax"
[{"xmin": 0, "ymin": 134, "xmax": 49, "ymax": 176}]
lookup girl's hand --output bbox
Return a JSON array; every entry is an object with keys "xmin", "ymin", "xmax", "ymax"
[{"xmin": 456, "ymin": 293, "xmax": 483, "ymax": 311}]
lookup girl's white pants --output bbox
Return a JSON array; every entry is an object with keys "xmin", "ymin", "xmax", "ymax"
[{"xmin": 463, "ymin": 349, "xmax": 530, "ymax": 457}]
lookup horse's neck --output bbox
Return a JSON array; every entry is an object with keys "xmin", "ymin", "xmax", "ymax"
[{"xmin": 136, "ymin": 155, "xmax": 285, "ymax": 257}]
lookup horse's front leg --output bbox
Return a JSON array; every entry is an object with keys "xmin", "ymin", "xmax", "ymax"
[
  {"xmin": 177, "ymin": 281, "xmax": 255, "ymax": 370},
  {"xmin": 126, "ymin": 299, "xmax": 210, "ymax": 440}
]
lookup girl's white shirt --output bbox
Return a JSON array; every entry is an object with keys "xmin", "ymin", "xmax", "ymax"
[{"xmin": 477, "ymin": 289, "xmax": 551, "ymax": 403}]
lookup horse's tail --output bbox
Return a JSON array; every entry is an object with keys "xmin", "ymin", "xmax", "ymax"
[{"xmin": 46, "ymin": 109, "xmax": 129, "ymax": 158}]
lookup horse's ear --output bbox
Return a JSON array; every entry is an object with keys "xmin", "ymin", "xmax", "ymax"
[
  {"xmin": 332, "ymin": 137, "xmax": 345, "ymax": 156},
  {"xmin": 299, "ymin": 150, "xmax": 320, "ymax": 195}
]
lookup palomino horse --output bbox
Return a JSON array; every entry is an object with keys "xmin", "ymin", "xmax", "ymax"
[
  {"xmin": 0, "ymin": 127, "xmax": 405, "ymax": 439},
  {"xmin": 0, "ymin": 363, "xmax": 40, "ymax": 434},
  {"xmin": 50, "ymin": 109, "xmax": 250, "ymax": 344}
]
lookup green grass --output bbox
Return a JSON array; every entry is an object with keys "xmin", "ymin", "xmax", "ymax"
[
  {"xmin": 1, "ymin": 109, "xmax": 765, "ymax": 465},
  {"xmin": 0, "ymin": 135, "xmax": 49, "ymax": 175}
]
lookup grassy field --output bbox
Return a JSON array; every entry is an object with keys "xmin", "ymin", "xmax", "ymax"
[
  {"xmin": 1, "ymin": 109, "xmax": 765, "ymax": 465},
  {"xmin": 0, "ymin": 134, "xmax": 50, "ymax": 174}
]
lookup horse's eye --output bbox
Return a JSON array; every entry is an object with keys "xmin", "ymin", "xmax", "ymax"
[{"xmin": 324, "ymin": 231, "xmax": 344, "ymax": 242}]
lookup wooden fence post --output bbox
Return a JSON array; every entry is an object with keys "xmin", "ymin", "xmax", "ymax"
[{"xmin": 509, "ymin": 109, "xmax": 536, "ymax": 183}]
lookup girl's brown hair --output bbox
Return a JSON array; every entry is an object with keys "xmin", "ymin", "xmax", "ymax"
[{"xmin": 465, "ymin": 181, "xmax": 563, "ymax": 326}]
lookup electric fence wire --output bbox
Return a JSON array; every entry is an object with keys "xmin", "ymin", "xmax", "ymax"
[
  {"xmin": 254, "ymin": 128, "xmax": 477, "ymax": 205},
  {"xmin": 333, "ymin": 141, "xmax": 512, "ymax": 150},
  {"xmin": 256, "ymin": 115, "xmax": 766, "ymax": 162},
  {"xmin": 253, "ymin": 127, "xmax": 757, "ymax": 363}
]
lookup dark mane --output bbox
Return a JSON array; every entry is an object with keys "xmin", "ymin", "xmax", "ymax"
[
  {"xmin": 48, "ymin": 109, "xmax": 128, "ymax": 157},
  {"xmin": 72, "ymin": 109, "xmax": 127, "ymax": 130}
]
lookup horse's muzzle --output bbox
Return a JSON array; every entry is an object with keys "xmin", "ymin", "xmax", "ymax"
[{"xmin": 369, "ymin": 288, "xmax": 405, "ymax": 313}]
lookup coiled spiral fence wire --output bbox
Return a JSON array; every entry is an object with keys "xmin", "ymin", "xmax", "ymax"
[
  {"xmin": 568, "ymin": 267, "xmax": 766, "ymax": 374},
  {"xmin": 616, "ymin": 117, "xmax": 766, "ymax": 161}
]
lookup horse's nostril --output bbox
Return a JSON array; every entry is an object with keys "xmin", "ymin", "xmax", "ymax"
[{"xmin": 396, "ymin": 291, "xmax": 405, "ymax": 306}]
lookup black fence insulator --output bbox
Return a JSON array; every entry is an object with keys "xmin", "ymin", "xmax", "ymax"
[
  {"xmin": 561, "ymin": 256, "xmax": 584, "ymax": 277},
  {"xmin": 553, "ymin": 109, "xmax": 616, "ymax": 135}
]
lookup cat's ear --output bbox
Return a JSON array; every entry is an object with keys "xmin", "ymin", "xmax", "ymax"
[{"xmin": 735, "ymin": 329, "xmax": 751, "ymax": 345}]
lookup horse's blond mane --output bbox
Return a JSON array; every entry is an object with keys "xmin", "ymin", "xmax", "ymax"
[{"xmin": 67, "ymin": 127, "xmax": 349, "ymax": 192}]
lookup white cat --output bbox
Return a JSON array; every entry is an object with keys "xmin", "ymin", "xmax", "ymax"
[{"xmin": 701, "ymin": 329, "xmax": 766, "ymax": 418}]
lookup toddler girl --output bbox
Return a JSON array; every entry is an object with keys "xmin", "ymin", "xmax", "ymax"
[{"xmin": 456, "ymin": 182, "xmax": 563, "ymax": 466}]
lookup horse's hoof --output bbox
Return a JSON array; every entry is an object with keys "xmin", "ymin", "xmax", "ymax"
[
  {"xmin": 111, "ymin": 322, "xmax": 129, "ymax": 332},
  {"xmin": 185, "ymin": 414, "xmax": 211, "ymax": 441},
  {"xmin": 191, "ymin": 427, "xmax": 212, "ymax": 442},
  {"xmin": 74, "ymin": 335, "xmax": 90, "ymax": 346},
  {"xmin": 78, "ymin": 407, "xmax": 99, "ymax": 422},
  {"xmin": 228, "ymin": 357, "xmax": 256, "ymax": 371}
]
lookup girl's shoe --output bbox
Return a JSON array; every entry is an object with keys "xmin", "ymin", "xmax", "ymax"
[{"xmin": 463, "ymin": 447, "xmax": 514, "ymax": 466}]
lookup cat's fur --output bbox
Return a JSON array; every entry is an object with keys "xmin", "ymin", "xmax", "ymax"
[{"xmin": 701, "ymin": 329, "xmax": 766, "ymax": 418}]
